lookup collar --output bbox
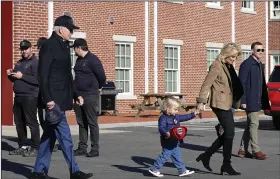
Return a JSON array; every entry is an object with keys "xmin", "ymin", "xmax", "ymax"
[
  {"xmin": 248, "ymin": 55, "xmax": 262, "ymax": 65},
  {"xmin": 21, "ymin": 54, "xmax": 36, "ymax": 61}
]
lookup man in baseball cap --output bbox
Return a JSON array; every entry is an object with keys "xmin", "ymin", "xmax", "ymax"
[{"xmin": 54, "ymin": 15, "xmax": 79, "ymax": 33}]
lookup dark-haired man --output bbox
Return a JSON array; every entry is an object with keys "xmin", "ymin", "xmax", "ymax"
[{"xmin": 71, "ymin": 38, "xmax": 106, "ymax": 157}]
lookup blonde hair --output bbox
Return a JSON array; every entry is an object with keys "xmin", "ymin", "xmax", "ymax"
[
  {"xmin": 216, "ymin": 42, "xmax": 242, "ymax": 63},
  {"xmin": 161, "ymin": 97, "xmax": 181, "ymax": 112}
]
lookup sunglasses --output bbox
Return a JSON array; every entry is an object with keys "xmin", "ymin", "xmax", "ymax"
[{"xmin": 256, "ymin": 49, "xmax": 264, "ymax": 52}]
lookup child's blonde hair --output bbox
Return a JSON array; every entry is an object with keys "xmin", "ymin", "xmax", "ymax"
[{"xmin": 161, "ymin": 97, "xmax": 181, "ymax": 112}]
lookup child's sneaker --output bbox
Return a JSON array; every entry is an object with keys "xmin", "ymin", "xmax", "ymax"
[
  {"xmin": 148, "ymin": 169, "xmax": 164, "ymax": 177},
  {"xmin": 179, "ymin": 170, "xmax": 195, "ymax": 177}
]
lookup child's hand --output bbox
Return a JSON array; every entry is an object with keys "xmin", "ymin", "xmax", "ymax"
[
  {"xmin": 165, "ymin": 132, "xmax": 170, "ymax": 139},
  {"xmin": 194, "ymin": 110, "xmax": 200, "ymax": 115}
]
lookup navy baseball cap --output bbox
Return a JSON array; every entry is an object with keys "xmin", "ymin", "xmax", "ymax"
[
  {"xmin": 54, "ymin": 15, "xmax": 79, "ymax": 32},
  {"xmin": 19, "ymin": 40, "xmax": 32, "ymax": 50}
]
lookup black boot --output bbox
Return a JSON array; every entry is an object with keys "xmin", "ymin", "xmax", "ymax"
[
  {"xmin": 196, "ymin": 153, "xmax": 212, "ymax": 172},
  {"xmin": 29, "ymin": 172, "xmax": 49, "ymax": 179},
  {"xmin": 70, "ymin": 171, "xmax": 93, "ymax": 179},
  {"xmin": 220, "ymin": 163, "xmax": 241, "ymax": 175}
]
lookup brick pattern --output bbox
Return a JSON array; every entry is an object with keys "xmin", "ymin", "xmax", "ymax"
[{"xmin": 12, "ymin": 2, "xmax": 272, "ymax": 114}]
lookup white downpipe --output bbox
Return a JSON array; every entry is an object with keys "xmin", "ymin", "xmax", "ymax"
[
  {"xmin": 145, "ymin": 1, "xmax": 149, "ymax": 94},
  {"xmin": 154, "ymin": 1, "xmax": 158, "ymax": 93},
  {"xmin": 265, "ymin": 1, "xmax": 269, "ymax": 82},
  {"xmin": 48, "ymin": 1, "xmax": 54, "ymax": 38},
  {"xmin": 231, "ymin": 2, "xmax": 235, "ymax": 43}
]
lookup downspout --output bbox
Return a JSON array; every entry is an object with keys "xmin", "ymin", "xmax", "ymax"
[
  {"xmin": 145, "ymin": 1, "xmax": 149, "ymax": 93},
  {"xmin": 265, "ymin": 1, "xmax": 269, "ymax": 82},
  {"xmin": 48, "ymin": 1, "xmax": 54, "ymax": 38},
  {"xmin": 154, "ymin": 0, "xmax": 158, "ymax": 93}
]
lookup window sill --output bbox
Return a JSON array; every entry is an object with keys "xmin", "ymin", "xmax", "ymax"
[
  {"xmin": 163, "ymin": 1, "xmax": 184, "ymax": 4},
  {"xmin": 241, "ymin": 8, "xmax": 256, "ymax": 15},
  {"xmin": 116, "ymin": 95, "xmax": 137, "ymax": 100},
  {"xmin": 205, "ymin": 3, "xmax": 224, "ymax": 10},
  {"xmin": 269, "ymin": 18, "xmax": 280, "ymax": 22}
]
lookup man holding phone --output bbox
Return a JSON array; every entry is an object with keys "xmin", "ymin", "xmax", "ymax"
[{"xmin": 7, "ymin": 40, "xmax": 40, "ymax": 157}]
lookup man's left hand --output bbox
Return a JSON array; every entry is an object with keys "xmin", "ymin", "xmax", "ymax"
[{"xmin": 11, "ymin": 71, "xmax": 23, "ymax": 79}]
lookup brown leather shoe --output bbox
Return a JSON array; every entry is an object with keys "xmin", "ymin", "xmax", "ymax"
[{"xmin": 253, "ymin": 151, "xmax": 268, "ymax": 160}]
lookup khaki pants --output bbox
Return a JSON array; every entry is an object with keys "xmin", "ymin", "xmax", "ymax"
[{"xmin": 239, "ymin": 112, "xmax": 260, "ymax": 153}]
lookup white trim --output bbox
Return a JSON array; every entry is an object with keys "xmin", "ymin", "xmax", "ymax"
[
  {"xmin": 145, "ymin": 1, "xmax": 149, "ymax": 94},
  {"xmin": 270, "ymin": 55, "xmax": 274, "ymax": 74},
  {"xmin": 154, "ymin": 1, "xmax": 158, "ymax": 93},
  {"xmin": 241, "ymin": 7, "xmax": 256, "ymax": 15},
  {"xmin": 206, "ymin": 42, "xmax": 224, "ymax": 48},
  {"xmin": 116, "ymin": 95, "xmax": 137, "ymax": 100},
  {"xmin": 270, "ymin": 1, "xmax": 280, "ymax": 19},
  {"xmin": 205, "ymin": 2, "xmax": 224, "ymax": 10},
  {"xmin": 163, "ymin": 39, "xmax": 183, "ymax": 46},
  {"xmin": 48, "ymin": 1, "xmax": 53, "ymax": 38},
  {"xmin": 266, "ymin": 1, "xmax": 269, "ymax": 82},
  {"xmin": 71, "ymin": 32, "xmax": 86, "ymax": 39},
  {"xmin": 113, "ymin": 35, "xmax": 136, "ymax": 43},
  {"xmin": 163, "ymin": 1, "xmax": 184, "ymax": 4},
  {"xmin": 241, "ymin": 45, "xmax": 251, "ymax": 50},
  {"xmin": 231, "ymin": 2, "xmax": 235, "ymax": 43}
]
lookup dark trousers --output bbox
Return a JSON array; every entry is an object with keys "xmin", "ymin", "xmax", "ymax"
[
  {"xmin": 13, "ymin": 96, "xmax": 40, "ymax": 149},
  {"xmin": 34, "ymin": 112, "xmax": 79, "ymax": 173},
  {"xmin": 205, "ymin": 107, "xmax": 235, "ymax": 164},
  {"xmin": 74, "ymin": 95, "xmax": 99, "ymax": 151}
]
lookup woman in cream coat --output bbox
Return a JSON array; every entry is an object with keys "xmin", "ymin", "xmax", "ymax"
[{"xmin": 196, "ymin": 43, "xmax": 243, "ymax": 175}]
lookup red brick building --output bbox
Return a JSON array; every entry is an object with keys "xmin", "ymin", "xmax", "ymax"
[{"xmin": 2, "ymin": 1, "xmax": 279, "ymax": 125}]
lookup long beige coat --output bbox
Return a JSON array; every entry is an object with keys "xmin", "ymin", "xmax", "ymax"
[{"xmin": 196, "ymin": 59, "xmax": 242, "ymax": 110}]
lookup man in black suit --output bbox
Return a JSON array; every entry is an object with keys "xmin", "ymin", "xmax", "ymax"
[{"xmin": 30, "ymin": 15, "xmax": 93, "ymax": 179}]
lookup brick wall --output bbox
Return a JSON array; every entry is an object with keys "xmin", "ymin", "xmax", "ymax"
[
  {"xmin": 12, "ymin": 2, "xmax": 268, "ymax": 114},
  {"xmin": 13, "ymin": 1, "xmax": 48, "ymax": 63}
]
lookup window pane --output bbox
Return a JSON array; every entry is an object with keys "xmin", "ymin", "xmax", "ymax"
[
  {"xmin": 126, "ymin": 56, "xmax": 131, "ymax": 68},
  {"xmin": 115, "ymin": 70, "xmax": 119, "ymax": 80},
  {"xmin": 119, "ymin": 81, "xmax": 124, "ymax": 91},
  {"xmin": 174, "ymin": 58, "xmax": 178, "ymax": 69},
  {"xmin": 115, "ymin": 57, "xmax": 120, "ymax": 67},
  {"xmin": 121, "ymin": 57, "xmax": 125, "ymax": 68},
  {"xmin": 168, "ymin": 47, "xmax": 173, "ymax": 58},
  {"xmin": 173, "ymin": 71, "xmax": 177, "ymax": 81},
  {"xmin": 120, "ymin": 70, "xmax": 124, "ymax": 80},
  {"xmin": 126, "ymin": 45, "xmax": 131, "ymax": 56},
  {"xmin": 165, "ymin": 58, "xmax": 168, "ymax": 68},
  {"xmin": 121, "ymin": 44, "xmax": 125, "ymax": 55},
  {"xmin": 168, "ymin": 82, "xmax": 172, "ymax": 92},
  {"xmin": 174, "ymin": 47, "xmax": 178, "ymax": 58},
  {"xmin": 173, "ymin": 82, "xmax": 177, "ymax": 92},
  {"xmin": 169, "ymin": 58, "xmax": 173, "ymax": 69},
  {"xmin": 164, "ymin": 48, "xmax": 168, "ymax": 58},
  {"xmin": 125, "ymin": 81, "xmax": 130, "ymax": 92},
  {"xmin": 124, "ymin": 70, "xmax": 129, "ymax": 80}
]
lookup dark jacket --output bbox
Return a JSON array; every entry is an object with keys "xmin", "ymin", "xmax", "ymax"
[
  {"xmin": 38, "ymin": 32, "xmax": 74, "ymax": 111},
  {"xmin": 239, "ymin": 55, "xmax": 270, "ymax": 112},
  {"xmin": 158, "ymin": 112, "xmax": 195, "ymax": 148},
  {"xmin": 74, "ymin": 52, "xmax": 106, "ymax": 97},
  {"xmin": 8, "ymin": 54, "xmax": 38, "ymax": 97}
]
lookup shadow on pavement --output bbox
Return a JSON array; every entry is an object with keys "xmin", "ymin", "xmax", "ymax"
[
  {"xmin": 1, "ymin": 141, "xmax": 16, "ymax": 152},
  {"xmin": 113, "ymin": 156, "xmax": 209, "ymax": 176}
]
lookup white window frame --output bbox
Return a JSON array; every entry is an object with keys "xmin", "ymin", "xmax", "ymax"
[
  {"xmin": 69, "ymin": 32, "xmax": 86, "ymax": 79},
  {"xmin": 205, "ymin": 1, "xmax": 224, "ymax": 10},
  {"xmin": 206, "ymin": 42, "xmax": 223, "ymax": 71},
  {"xmin": 270, "ymin": 1, "xmax": 280, "ymax": 19},
  {"xmin": 241, "ymin": 1, "xmax": 256, "ymax": 14},
  {"xmin": 164, "ymin": 45, "xmax": 181, "ymax": 94},
  {"xmin": 241, "ymin": 45, "xmax": 251, "ymax": 61},
  {"xmin": 113, "ymin": 35, "xmax": 137, "ymax": 100},
  {"xmin": 270, "ymin": 55, "xmax": 280, "ymax": 73}
]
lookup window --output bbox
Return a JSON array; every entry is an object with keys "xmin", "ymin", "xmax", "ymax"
[
  {"xmin": 115, "ymin": 43, "xmax": 133, "ymax": 95},
  {"xmin": 205, "ymin": 1, "xmax": 223, "ymax": 9},
  {"xmin": 69, "ymin": 40, "xmax": 78, "ymax": 78},
  {"xmin": 164, "ymin": 46, "xmax": 180, "ymax": 93},
  {"xmin": 270, "ymin": 1, "xmax": 280, "ymax": 19},
  {"xmin": 272, "ymin": 55, "xmax": 280, "ymax": 66},
  {"xmin": 207, "ymin": 48, "xmax": 220, "ymax": 71},
  {"xmin": 242, "ymin": 51, "xmax": 251, "ymax": 61},
  {"xmin": 241, "ymin": 1, "xmax": 256, "ymax": 14}
]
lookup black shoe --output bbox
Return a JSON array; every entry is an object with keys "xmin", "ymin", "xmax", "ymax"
[
  {"xmin": 29, "ymin": 172, "xmax": 49, "ymax": 179},
  {"xmin": 70, "ymin": 171, "xmax": 93, "ymax": 179},
  {"xmin": 74, "ymin": 148, "xmax": 87, "ymax": 156},
  {"xmin": 196, "ymin": 153, "xmax": 212, "ymax": 172},
  {"xmin": 220, "ymin": 164, "xmax": 241, "ymax": 175},
  {"xmin": 86, "ymin": 150, "xmax": 99, "ymax": 157},
  {"xmin": 52, "ymin": 144, "xmax": 59, "ymax": 152},
  {"xmin": 9, "ymin": 147, "xmax": 28, "ymax": 155},
  {"xmin": 23, "ymin": 148, "xmax": 38, "ymax": 157}
]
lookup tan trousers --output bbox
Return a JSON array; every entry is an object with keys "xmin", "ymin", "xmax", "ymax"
[{"xmin": 239, "ymin": 112, "xmax": 260, "ymax": 153}]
